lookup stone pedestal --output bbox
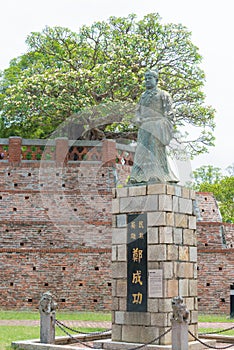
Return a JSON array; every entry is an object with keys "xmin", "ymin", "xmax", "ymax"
[{"xmin": 111, "ymin": 183, "xmax": 198, "ymax": 346}]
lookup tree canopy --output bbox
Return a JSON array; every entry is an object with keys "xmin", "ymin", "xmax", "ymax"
[
  {"xmin": 190, "ymin": 165, "xmax": 234, "ymax": 223},
  {"xmin": 0, "ymin": 13, "xmax": 215, "ymax": 156}
]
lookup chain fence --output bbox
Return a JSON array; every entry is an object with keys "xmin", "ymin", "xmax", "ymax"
[
  {"xmin": 199, "ymin": 324, "xmax": 234, "ymax": 336},
  {"xmin": 55, "ymin": 320, "xmax": 94, "ymax": 349},
  {"xmin": 56, "ymin": 319, "xmax": 111, "ymax": 335},
  {"xmin": 55, "ymin": 318, "xmax": 234, "ymax": 350},
  {"xmin": 189, "ymin": 330, "xmax": 234, "ymax": 349},
  {"xmin": 55, "ymin": 319, "xmax": 171, "ymax": 350}
]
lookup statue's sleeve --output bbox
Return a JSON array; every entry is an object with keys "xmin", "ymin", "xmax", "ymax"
[
  {"xmin": 135, "ymin": 96, "xmax": 143, "ymax": 125},
  {"xmin": 162, "ymin": 91, "xmax": 174, "ymax": 120}
]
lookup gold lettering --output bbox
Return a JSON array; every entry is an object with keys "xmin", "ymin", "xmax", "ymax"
[
  {"xmin": 132, "ymin": 248, "xmax": 143, "ymax": 263},
  {"xmin": 132, "ymin": 292, "xmax": 143, "ymax": 304},
  {"xmin": 139, "ymin": 221, "xmax": 144, "ymax": 229},
  {"xmin": 131, "ymin": 221, "xmax": 136, "ymax": 229},
  {"xmin": 132, "ymin": 270, "xmax": 143, "ymax": 285},
  {"xmin": 138, "ymin": 232, "xmax": 144, "ymax": 239},
  {"xmin": 130, "ymin": 233, "xmax": 136, "ymax": 240}
]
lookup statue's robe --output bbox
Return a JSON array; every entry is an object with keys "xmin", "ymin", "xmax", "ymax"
[{"xmin": 129, "ymin": 88, "xmax": 178, "ymax": 184}]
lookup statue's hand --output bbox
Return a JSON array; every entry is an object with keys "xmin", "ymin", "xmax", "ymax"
[{"xmin": 135, "ymin": 112, "xmax": 143, "ymax": 126}]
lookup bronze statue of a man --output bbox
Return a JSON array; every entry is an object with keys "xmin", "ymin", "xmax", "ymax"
[{"xmin": 128, "ymin": 69, "xmax": 178, "ymax": 184}]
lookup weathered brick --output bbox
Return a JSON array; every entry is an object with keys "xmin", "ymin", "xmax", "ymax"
[
  {"xmin": 147, "ymin": 183, "xmax": 166, "ymax": 194},
  {"xmin": 148, "ymin": 212, "xmax": 166, "ymax": 226},
  {"xmin": 148, "ymin": 227, "xmax": 158, "ymax": 244},
  {"xmin": 116, "ymin": 280, "xmax": 127, "ymax": 297},
  {"xmin": 112, "ymin": 228, "xmax": 127, "ymax": 245},
  {"xmin": 179, "ymin": 246, "xmax": 189, "ymax": 261},
  {"xmin": 116, "ymin": 186, "xmax": 128, "ymax": 198},
  {"xmin": 179, "ymin": 279, "xmax": 189, "ymax": 296},
  {"xmin": 179, "ymin": 197, "xmax": 193, "ymax": 214},
  {"xmin": 173, "ymin": 228, "xmax": 183, "ymax": 244},
  {"xmin": 167, "ymin": 245, "xmax": 178, "ymax": 260},
  {"xmin": 148, "ymin": 245, "xmax": 166, "ymax": 261},
  {"xmin": 128, "ymin": 185, "xmax": 146, "ymax": 197},
  {"xmin": 167, "ymin": 279, "xmax": 179, "ymax": 297},
  {"xmin": 116, "ymin": 214, "xmax": 127, "ymax": 228},
  {"xmin": 159, "ymin": 226, "xmax": 173, "ymax": 244},
  {"xmin": 117, "ymin": 244, "xmax": 127, "ymax": 261},
  {"xmin": 159, "ymin": 194, "xmax": 172, "ymax": 212},
  {"xmin": 175, "ymin": 213, "xmax": 188, "ymax": 228},
  {"xmin": 112, "ymin": 198, "xmax": 120, "ymax": 213},
  {"xmin": 162, "ymin": 261, "xmax": 174, "ymax": 279}
]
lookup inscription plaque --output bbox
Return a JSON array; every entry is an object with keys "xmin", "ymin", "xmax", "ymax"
[
  {"xmin": 148, "ymin": 269, "xmax": 163, "ymax": 298},
  {"xmin": 127, "ymin": 213, "xmax": 147, "ymax": 312}
]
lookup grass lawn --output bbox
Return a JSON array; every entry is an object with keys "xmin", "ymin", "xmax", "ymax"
[
  {"xmin": 0, "ymin": 310, "xmax": 111, "ymax": 321},
  {"xmin": 199, "ymin": 328, "xmax": 234, "ymax": 336},
  {"xmin": 1, "ymin": 311, "xmax": 233, "ymax": 350},
  {"xmin": 1, "ymin": 325, "xmax": 103, "ymax": 350},
  {"xmin": 198, "ymin": 314, "xmax": 234, "ymax": 323},
  {"xmin": 0, "ymin": 310, "xmax": 111, "ymax": 350},
  {"xmin": 1, "ymin": 326, "xmax": 40, "ymax": 350}
]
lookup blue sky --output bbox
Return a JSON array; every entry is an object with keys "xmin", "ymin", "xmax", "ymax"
[{"xmin": 0, "ymin": 0, "xmax": 233, "ymax": 173}]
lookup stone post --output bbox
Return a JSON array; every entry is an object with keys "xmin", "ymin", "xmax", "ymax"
[
  {"xmin": 39, "ymin": 292, "xmax": 57, "ymax": 344},
  {"xmin": 171, "ymin": 296, "xmax": 189, "ymax": 350},
  {"xmin": 102, "ymin": 139, "xmax": 116, "ymax": 167},
  {"xmin": 55, "ymin": 137, "xmax": 69, "ymax": 165},
  {"xmin": 8, "ymin": 136, "xmax": 22, "ymax": 165}
]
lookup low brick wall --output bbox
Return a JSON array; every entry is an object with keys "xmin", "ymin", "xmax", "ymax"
[
  {"xmin": 0, "ymin": 137, "xmax": 233, "ymax": 314},
  {"xmin": 0, "ymin": 248, "xmax": 112, "ymax": 310},
  {"xmin": 0, "ymin": 138, "xmax": 128, "ymax": 310},
  {"xmin": 197, "ymin": 248, "xmax": 234, "ymax": 314}
]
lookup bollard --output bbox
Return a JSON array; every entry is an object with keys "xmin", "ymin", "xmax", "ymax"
[
  {"xmin": 171, "ymin": 296, "xmax": 189, "ymax": 350},
  {"xmin": 39, "ymin": 292, "xmax": 57, "ymax": 344}
]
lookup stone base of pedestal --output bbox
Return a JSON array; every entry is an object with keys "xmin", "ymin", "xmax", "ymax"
[
  {"xmin": 93, "ymin": 339, "xmax": 216, "ymax": 350},
  {"xmin": 112, "ymin": 183, "xmax": 198, "ymax": 345}
]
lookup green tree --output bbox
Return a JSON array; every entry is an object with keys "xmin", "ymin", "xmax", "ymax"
[
  {"xmin": 0, "ymin": 13, "xmax": 215, "ymax": 156},
  {"xmin": 226, "ymin": 163, "xmax": 234, "ymax": 176},
  {"xmin": 192, "ymin": 165, "xmax": 223, "ymax": 186},
  {"xmin": 190, "ymin": 165, "xmax": 234, "ymax": 223}
]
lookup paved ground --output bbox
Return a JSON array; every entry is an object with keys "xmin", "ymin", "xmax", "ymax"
[
  {"xmin": 1, "ymin": 320, "xmax": 234, "ymax": 329},
  {"xmin": 0, "ymin": 319, "xmax": 111, "ymax": 328},
  {"xmin": 199, "ymin": 322, "xmax": 234, "ymax": 329}
]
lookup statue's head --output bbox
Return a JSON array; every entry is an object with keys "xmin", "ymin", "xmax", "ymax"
[
  {"xmin": 144, "ymin": 69, "xmax": 158, "ymax": 89},
  {"xmin": 39, "ymin": 291, "xmax": 57, "ymax": 314}
]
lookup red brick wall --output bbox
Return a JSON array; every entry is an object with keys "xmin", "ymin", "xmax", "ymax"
[
  {"xmin": 197, "ymin": 249, "xmax": 234, "ymax": 314},
  {"xmin": 0, "ymin": 165, "xmax": 114, "ymax": 249},
  {"xmin": 196, "ymin": 193, "xmax": 234, "ymax": 314},
  {"xmin": 224, "ymin": 223, "xmax": 234, "ymax": 248},
  {"xmin": 195, "ymin": 192, "xmax": 222, "ymax": 222},
  {"xmin": 197, "ymin": 222, "xmax": 226, "ymax": 249},
  {"xmin": 0, "ymin": 248, "xmax": 111, "ymax": 310},
  {"xmin": 0, "ymin": 139, "xmax": 234, "ymax": 314},
  {"xmin": 0, "ymin": 162, "xmax": 114, "ymax": 311}
]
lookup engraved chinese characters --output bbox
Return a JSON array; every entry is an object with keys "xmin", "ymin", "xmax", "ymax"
[{"xmin": 127, "ymin": 213, "xmax": 147, "ymax": 312}]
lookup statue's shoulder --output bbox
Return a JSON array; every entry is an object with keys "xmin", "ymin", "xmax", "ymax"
[
  {"xmin": 158, "ymin": 89, "xmax": 171, "ymax": 99},
  {"xmin": 158, "ymin": 89, "xmax": 173, "ymax": 105}
]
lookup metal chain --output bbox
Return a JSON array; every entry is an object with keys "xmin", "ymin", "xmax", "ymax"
[
  {"xmin": 56, "ymin": 320, "xmax": 171, "ymax": 350},
  {"xmin": 56, "ymin": 320, "xmax": 94, "ymax": 348},
  {"xmin": 127, "ymin": 327, "xmax": 172, "ymax": 350},
  {"xmin": 56, "ymin": 319, "xmax": 111, "ymax": 335},
  {"xmin": 188, "ymin": 330, "xmax": 234, "ymax": 349},
  {"xmin": 199, "ymin": 325, "xmax": 234, "ymax": 335}
]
